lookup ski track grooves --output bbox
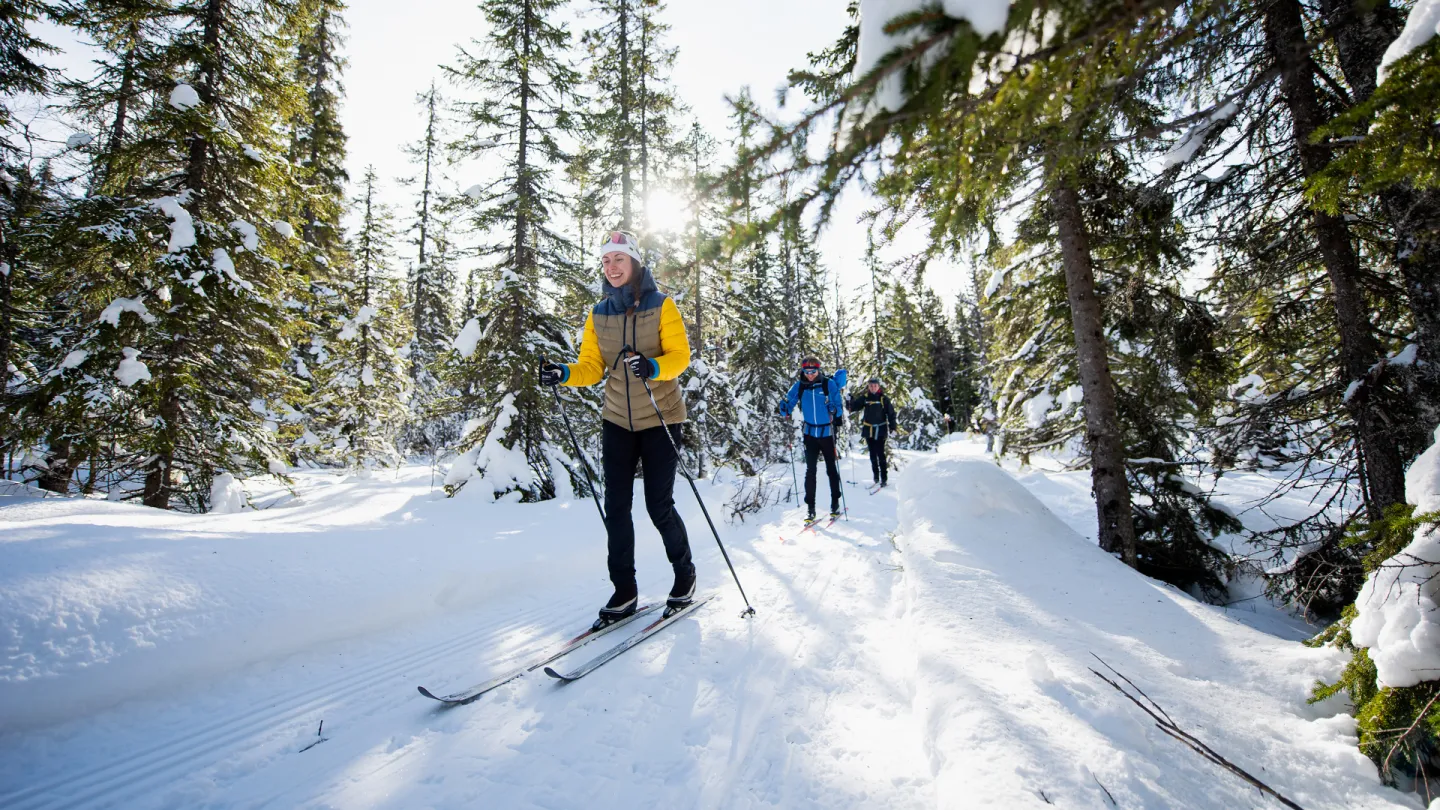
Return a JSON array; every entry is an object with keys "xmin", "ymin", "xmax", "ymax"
[
  {"xmin": 699, "ymin": 533, "xmax": 850, "ymax": 810},
  {"xmin": 0, "ymin": 595, "xmax": 590, "ymax": 810}
]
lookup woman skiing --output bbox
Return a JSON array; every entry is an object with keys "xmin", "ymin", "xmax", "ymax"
[
  {"xmin": 847, "ymin": 378, "xmax": 899, "ymax": 488},
  {"xmin": 777, "ymin": 357, "xmax": 848, "ymax": 521},
  {"xmin": 539, "ymin": 230, "xmax": 696, "ymax": 627}
]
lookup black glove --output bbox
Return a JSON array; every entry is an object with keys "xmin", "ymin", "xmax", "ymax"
[
  {"xmin": 624, "ymin": 350, "xmax": 654, "ymax": 380},
  {"xmin": 539, "ymin": 361, "xmax": 565, "ymax": 387},
  {"xmin": 832, "ymin": 413, "xmax": 844, "ymax": 428}
]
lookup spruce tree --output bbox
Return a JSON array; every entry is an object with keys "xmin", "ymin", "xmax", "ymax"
[
  {"xmin": 310, "ymin": 168, "xmax": 409, "ymax": 470},
  {"xmin": 401, "ymin": 82, "xmax": 458, "ymax": 456},
  {"xmin": 442, "ymin": 0, "xmax": 583, "ymax": 500},
  {"xmin": 123, "ymin": 0, "xmax": 307, "ymax": 508},
  {"xmin": 578, "ymin": 0, "xmax": 681, "ymax": 232}
]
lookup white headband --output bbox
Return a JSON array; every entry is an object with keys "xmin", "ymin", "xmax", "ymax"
[{"xmin": 597, "ymin": 230, "xmax": 642, "ymax": 264}]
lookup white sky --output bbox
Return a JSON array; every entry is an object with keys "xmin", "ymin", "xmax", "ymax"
[
  {"xmin": 37, "ymin": 1, "xmax": 973, "ymax": 307},
  {"xmin": 342, "ymin": 0, "xmax": 972, "ymax": 306}
]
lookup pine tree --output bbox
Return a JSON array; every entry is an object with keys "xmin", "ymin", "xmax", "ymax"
[
  {"xmin": 401, "ymin": 82, "xmax": 458, "ymax": 456},
  {"xmin": 121, "ymin": 0, "xmax": 308, "ymax": 508},
  {"xmin": 578, "ymin": 0, "xmax": 682, "ymax": 232},
  {"xmin": 717, "ymin": 88, "xmax": 788, "ymax": 475},
  {"xmin": 310, "ymin": 168, "xmax": 409, "ymax": 470},
  {"xmin": 442, "ymin": 0, "xmax": 583, "ymax": 500},
  {"xmin": 0, "ymin": 0, "xmax": 55, "ymax": 460},
  {"xmin": 284, "ymin": 0, "xmax": 351, "ymax": 463}
]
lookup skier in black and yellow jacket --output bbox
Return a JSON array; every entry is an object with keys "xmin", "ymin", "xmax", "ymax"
[
  {"xmin": 847, "ymin": 378, "xmax": 899, "ymax": 487},
  {"xmin": 539, "ymin": 230, "xmax": 695, "ymax": 626}
]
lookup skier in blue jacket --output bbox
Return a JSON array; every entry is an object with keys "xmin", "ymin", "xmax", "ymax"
[{"xmin": 778, "ymin": 357, "xmax": 848, "ymax": 521}]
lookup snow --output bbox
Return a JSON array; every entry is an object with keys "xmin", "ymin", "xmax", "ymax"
[
  {"xmin": 1344, "ymin": 379, "xmax": 1364, "ymax": 404},
  {"xmin": 983, "ymin": 265, "xmax": 1008, "ymax": 297},
  {"xmin": 462, "ymin": 184, "xmax": 484, "ymax": 201},
  {"xmin": 1021, "ymin": 388, "xmax": 1055, "ymax": 427},
  {"xmin": 1390, "ymin": 343, "xmax": 1419, "ymax": 366},
  {"xmin": 452, "ymin": 317, "xmax": 482, "ymax": 357},
  {"xmin": 241, "ymin": 144, "xmax": 263, "ymax": 161},
  {"xmin": 58, "ymin": 349, "xmax": 88, "ymax": 370},
  {"xmin": 230, "ymin": 220, "xmax": 260, "ymax": 251},
  {"xmin": 114, "ymin": 348, "xmax": 150, "ymax": 387},
  {"xmin": 338, "ymin": 306, "xmax": 378, "ymax": 341},
  {"xmin": 209, "ymin": 473, "xmax": 247, "ymax": 514},
  {"xmin": 271, "ymin": 220, "xmax": 295, "ymax": 239},
  {"xmin": 1378, "ymin": 0, "xmax": 1440, "ymax": 85},
  {"xmin": 213, "ymin": 249, "xmax": 252, "ymax": 291},
  {"xmin": 855, "ymin": 0, "xmax": 1012, "ymax": 113},
  {"xmin": 0, "ymin": 438, "xmax": 1416, "ymax": 809},
  {"xmin": 153, "ymin": 197, "xmax": 195, "ymax": 253},
  {"xmin": 169, "ymin": 83, "xmax": 200, "ymax": 111},
  {"xmin": 1159, "ymin": 101, "xmax": 1238, "ymax": 169},
  {"xmin": 1351, "ymin": 426, "xmax": 1440, "ymax": 688},
  {"xmin": 1057, "ymin": 383, "xmax": 1084, "ymax": 412},
  {"xmin": 99, "ymin": 297, "xmax": 156, "ymax": 327},
  {"xmin": 65, "ymin": 133, "xmax": 93, "ymax": 149}
]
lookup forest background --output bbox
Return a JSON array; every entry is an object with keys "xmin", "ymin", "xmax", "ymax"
[{"xmin": 3, "ymin": 0, "xmax": 1440, "ymax": 794}]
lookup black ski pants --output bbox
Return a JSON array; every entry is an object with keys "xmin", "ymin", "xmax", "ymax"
[
  {"xmin": 865, "ymin": 429, "xmax": 889, "ymax": 484},
  {"xmin": 602, "ymin": 420, "xmax": 694, "ymax": 589},
  {"xmin": 803, "ymin": 433, "xmax": 842, "ymax": 511}
]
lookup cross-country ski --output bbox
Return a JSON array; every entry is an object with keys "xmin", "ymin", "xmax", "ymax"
[
  {"xmin": 416, "ymin": 604, "xmax": 659, "ymax": 704},
  {"xmin": 543, "ymin": 596, "xmax": 711, "ymax": 683}
]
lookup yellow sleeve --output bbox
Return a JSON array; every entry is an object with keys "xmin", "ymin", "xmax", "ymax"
[
  {"xmin": 652, "ymin": 297, "xmax": 691, "ymax": 381},
  {"xmin": 563, "ymin": 312, "xmax": 606, "ymax": 386}
]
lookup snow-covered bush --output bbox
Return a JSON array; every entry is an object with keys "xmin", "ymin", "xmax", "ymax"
[{"xmin": 1312, "ymin": 426, "xmax": 1440, "ymax": 784}]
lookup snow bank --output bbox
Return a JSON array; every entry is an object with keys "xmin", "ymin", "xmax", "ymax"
[
  {"xmin": 209, "ymin": 473, "xmax": 247, "ymax": 514},
  {"xmin": 893, "ymin": 455, "xmax": 1399, "ymax": 808},
  {"xmin": 0, "ymin": 469, "xmax": 605, "ymax": 731},
  {"xmin": 1379, "ymin": 0, "xmax": 1440, "ymax": 85},
  {"xmin": 1351, "ymin": 426, "xmax": 1440, "ymax": 687}
]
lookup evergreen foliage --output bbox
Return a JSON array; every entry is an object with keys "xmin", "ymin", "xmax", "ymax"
[{"xmin": 442, "ymin": 0, "xmax": 583, "ymax": 500}]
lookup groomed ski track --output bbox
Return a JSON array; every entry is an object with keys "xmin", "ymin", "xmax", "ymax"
[
  {"xmin": 0, "ymin": 440, "xmax": 1414, "ymax": 809},
  {"xmin": 0, "ymin": 467, "xmax": 933, "ymax": 809}
]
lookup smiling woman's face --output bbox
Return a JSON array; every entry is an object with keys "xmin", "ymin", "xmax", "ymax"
[{"xmin": 602, "ymin": 252, "xmax": 635, "ymax": 287}]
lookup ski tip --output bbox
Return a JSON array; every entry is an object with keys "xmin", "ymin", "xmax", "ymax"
[
  {"xmin": 418, "ymin": 686, "xmax": 438, "ymax": 699},
  {"xmin": 542, "ymin": 666, "xmax": 571, "ymax": 682}
]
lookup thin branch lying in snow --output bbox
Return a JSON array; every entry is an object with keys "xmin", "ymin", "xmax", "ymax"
[{"xmin": 1089, "ymin": 655, "xmax": 1306, "ymax": 810}]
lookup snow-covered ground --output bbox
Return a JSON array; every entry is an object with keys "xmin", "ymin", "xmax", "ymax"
[{"xmin": 0, "ymin": 437, "xmax": 1418, "ymax": 808}]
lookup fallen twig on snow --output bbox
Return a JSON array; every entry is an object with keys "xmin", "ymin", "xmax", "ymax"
[{"xmin": 1089, "ymin": 654, "xmax": 1306, "ymax": 810}]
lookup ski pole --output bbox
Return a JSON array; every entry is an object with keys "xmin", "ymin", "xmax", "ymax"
[
  {"xmin": 542, "ymin": 356, "xmax": 607, "ymax": 528},
  {"xmin": 785, "ymin": 414, "xmax": 799, "ymax": 505},
  {"xmin": 629, "ymin": 352, "xmax": 756, "ymax": 618}
]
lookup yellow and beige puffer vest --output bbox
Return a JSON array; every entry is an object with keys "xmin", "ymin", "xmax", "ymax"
[{"xmin": 561, "ymin": 268, "xmax": 690, "ymax": 432}]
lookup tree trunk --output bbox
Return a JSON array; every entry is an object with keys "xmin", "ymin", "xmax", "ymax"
[
  {"xmin": 1319, "ymin": 0, "xmax": 1440, "ymax": 435},
  {"xmin": 143, "ymin": 390, "xmax": 181, "ymax": 508},
  {"xmin": 1264, "ymin": 0, "xmax": 1408, "ymax": 514},
  {"xmin": 39, "ymin": 437, "xmax": 76, "ymax": 494},
  {"xmin": 1050, "ymin": 178, "xmax": 1139, "ymax": 566}
]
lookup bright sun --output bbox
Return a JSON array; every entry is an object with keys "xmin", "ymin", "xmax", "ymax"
[{"xmin": 644, "ymin": 189, "xmax": 691, "ymax": 234}]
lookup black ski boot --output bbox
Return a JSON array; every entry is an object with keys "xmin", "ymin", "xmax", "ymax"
[
  {"xmin": 830, "ymin": 498, "xmax": 842, "ymax": 518},
  {"xmin": 805, "ymin": 504, "xmax": 817, "ymax": 523},
  {"xmin": 593, "ymin": 581, "xmax": 638, "ymax": 630},
  {"xmin": 665, "ymin": 565, "xmax": 696, "ymax": 618}
]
